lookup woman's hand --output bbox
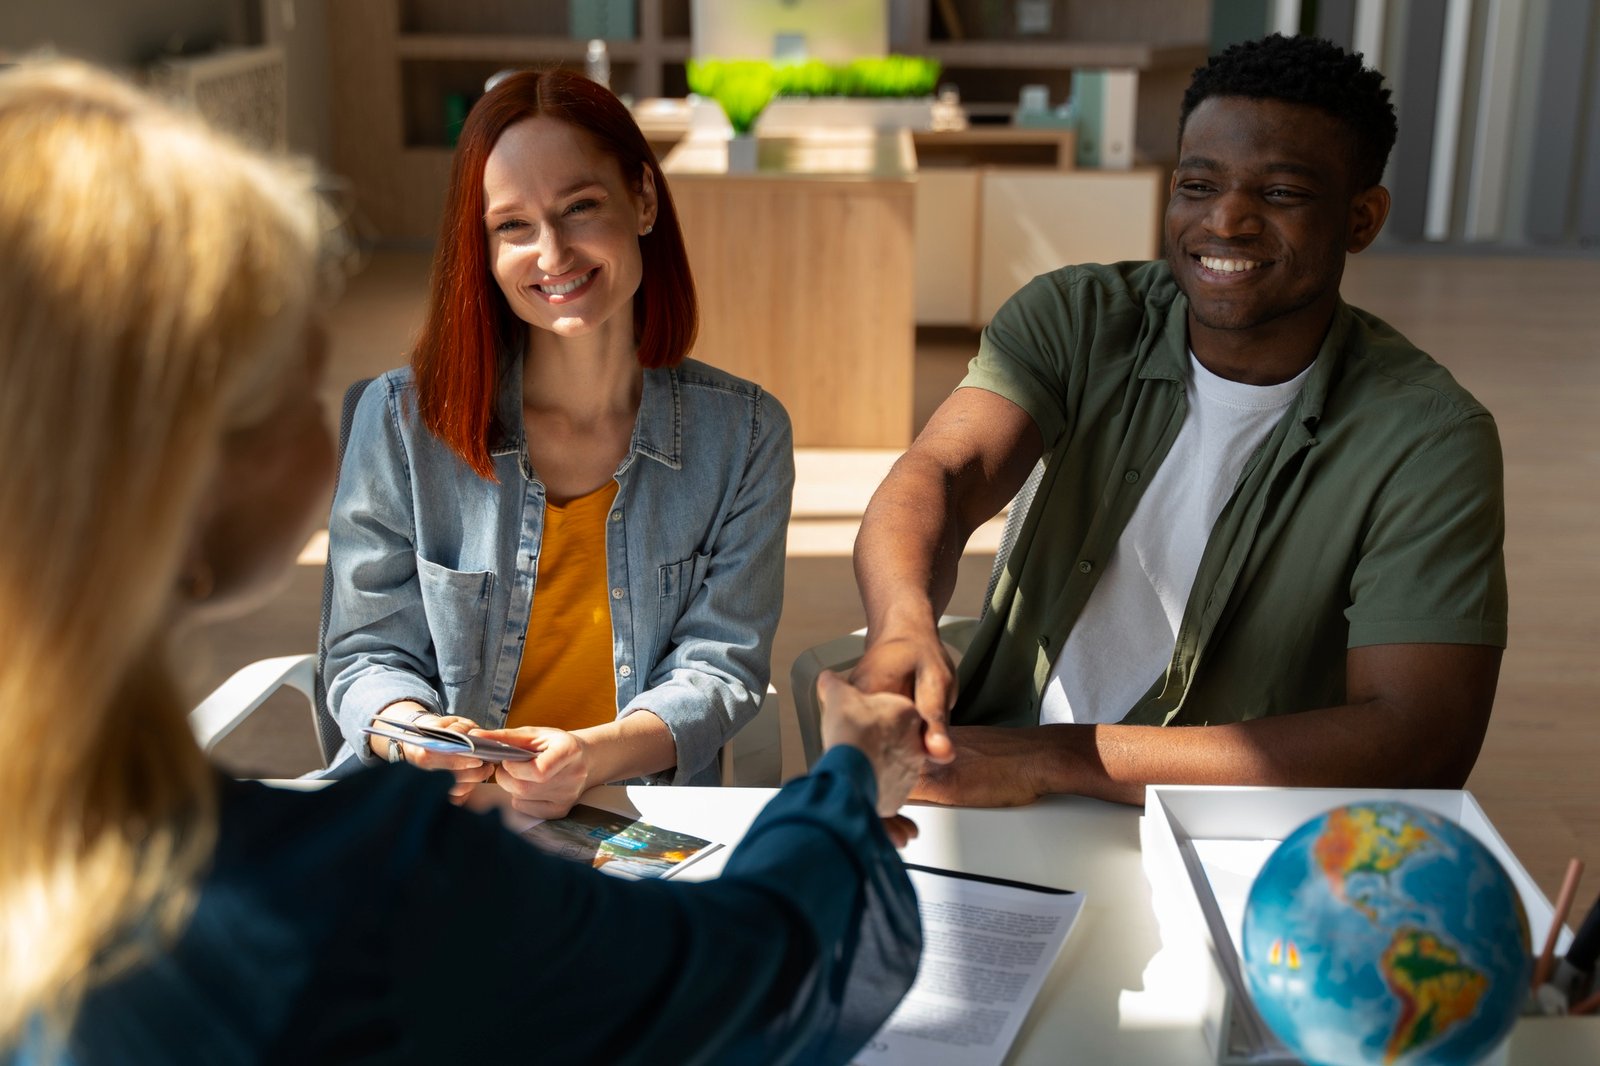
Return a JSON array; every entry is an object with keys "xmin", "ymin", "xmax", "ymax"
[
  {"xmin": 472, "ymin": 726, "xmax": 592, "ymax": 820},
  {"xmin": 373, "ymin": 705, "xmax": 495, "ymax": 800},
  {"xmin": 817, "ymin": 670, "xmax": 927, "ymax": 818}
]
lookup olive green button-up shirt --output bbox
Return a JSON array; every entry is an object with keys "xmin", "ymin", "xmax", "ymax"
[{"xmin": 953, "ymin": 260, "xmax": 1507, "ymax": 729}]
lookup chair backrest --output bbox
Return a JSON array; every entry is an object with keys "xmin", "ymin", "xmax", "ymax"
[
  {"xmin": 980, "ymin": 458, "xmax": 1046, "ymax": 620},
  {"xmin": 309, "ymin": 376, "xmax": 373, "ymax": 765}
]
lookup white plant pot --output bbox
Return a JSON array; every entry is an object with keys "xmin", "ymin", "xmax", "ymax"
[
  {"xmin": 726, "ymin": 133, "xmax": 758, "ymax": 173},
  {"xmin": 757, "ymin": 97, "xmax": 937, "ymax": 134}
]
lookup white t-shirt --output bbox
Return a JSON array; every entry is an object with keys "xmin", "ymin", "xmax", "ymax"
[{"xmin": 1039, "ymin": 352, "xmax": 1310, "ymax": 725}]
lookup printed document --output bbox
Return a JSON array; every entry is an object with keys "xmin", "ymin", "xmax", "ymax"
[{"xmin": 854, "ymin": 865, "xmax": 1085, "ymax": 1066}]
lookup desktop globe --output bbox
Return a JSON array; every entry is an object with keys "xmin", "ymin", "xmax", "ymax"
[{"xmin": 1241, "ymin": 802, "xmax": 1530, "ymax": 1066}]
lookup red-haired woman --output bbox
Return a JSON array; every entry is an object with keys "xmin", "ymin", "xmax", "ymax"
[{"xmin": 322, "ymin": 70, "xmax": 794, "ymax": 817}]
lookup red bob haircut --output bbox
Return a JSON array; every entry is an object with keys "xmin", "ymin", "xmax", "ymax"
[{"xmin": 412, "ymin": 68, "xmax": 698, "ymax": 479}]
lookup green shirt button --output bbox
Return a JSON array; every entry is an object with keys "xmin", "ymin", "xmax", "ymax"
[
  {"xmin": 1124, "ymin": 469, "xmax": 1140, "ymax": 483},
  {"xmin": 1078, "ymin": 560, "xmax": 1093, "ymax": 573}
]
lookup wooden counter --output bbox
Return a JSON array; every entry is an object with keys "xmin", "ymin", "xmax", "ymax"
[
  {"xmin": 658, "ymin": 121, "xmax": 1163, "ymax": 446},
  {"xmin": 664, "ymin": 132, "xmax": 916, "ymax": 448}
]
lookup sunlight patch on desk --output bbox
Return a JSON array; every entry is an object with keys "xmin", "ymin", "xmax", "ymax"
[{"xmin": 1126, "ymin": 813, "xmax": 1228, "ymax": 1035}]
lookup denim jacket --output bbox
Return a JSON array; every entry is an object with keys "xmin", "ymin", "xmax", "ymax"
[{"xmin": 322, "ymin": 357, "xmax": 794, "ymax": 785}]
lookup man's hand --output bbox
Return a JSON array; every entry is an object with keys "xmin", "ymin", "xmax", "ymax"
[
  {"xmin": 910, "ymin": 725, "xmax": 1057, "ymax": 808},
  {"xmin": 879, "ymin": 814, "xmax": 920, "ymax": 849},
  {"xmin": 817, "ymin": 670, "xmax": 927, "ymax": 817},
  {"xmin": 848, "ymin": 633, "xmax": 957, "ymax": 764}
]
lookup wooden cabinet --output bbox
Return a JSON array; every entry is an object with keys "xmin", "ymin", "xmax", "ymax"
[
  {"xmin": 913, "ymin": 168, "xmax": 982, "ymax": 325},
  {"xmin": 976, "ymin": 166, "xmax": 1164, "ymax": 321},
  {"xmin": 670, "ymin": 172, "xmax": 917, "ymax": 448},
  {"xmin": 912, "ymin": 164, "xmax": 1165, "ymax": 328}
]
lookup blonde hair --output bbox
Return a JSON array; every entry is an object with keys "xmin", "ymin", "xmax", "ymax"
[{"xmin": 0, "ymin": 60, "xmax": 331, "ymax": 1048}]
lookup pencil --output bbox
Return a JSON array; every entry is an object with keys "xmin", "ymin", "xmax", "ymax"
[
  {"xmin": 1533, "ymin": 857, "xmax": 1584, "ymax": 991},
  {"xmin": 1571, "ymin": 989, "xmax": 1600, "ymax": 1016}
]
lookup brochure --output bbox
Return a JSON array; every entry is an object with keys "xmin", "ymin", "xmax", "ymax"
[
  {"xmin": 854, "ymin": 864, "xmax": 1085, "ymax": 1066},
  {"xmin": 519, "ymin": 804, "xmax": 724, "ymax": 881},
  {"xmin": 362, "ymin": 719, "xmax": 535, "ymax": 763}
]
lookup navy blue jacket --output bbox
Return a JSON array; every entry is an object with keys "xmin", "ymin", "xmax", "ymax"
[{"xmin": 14, "ymin": 747, "xmax": 918, "ymax": 1065}]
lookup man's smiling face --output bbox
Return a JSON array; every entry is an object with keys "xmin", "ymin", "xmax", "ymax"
[{"xmin": 1165, "ymin": 95, "xmax": 1380, "ymax": 362}]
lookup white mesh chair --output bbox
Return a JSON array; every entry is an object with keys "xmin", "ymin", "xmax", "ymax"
[
  {"xmin": 787, "ymin": 460, "xmax": 1046, "ymax": 769},
  {"xmin": 188, "ymin": 377, "xmax": 783, "ymax": 786}
]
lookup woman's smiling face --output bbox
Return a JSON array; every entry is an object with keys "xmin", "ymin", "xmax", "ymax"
[{"xmin": 482, "ymin": 116, "xmax": 657, "ymax": 346}]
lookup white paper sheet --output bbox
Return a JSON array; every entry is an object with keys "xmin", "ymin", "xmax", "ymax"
[{"xmin": 853, "ymin": 865, "xmax": 1085, "ymax": 1066}]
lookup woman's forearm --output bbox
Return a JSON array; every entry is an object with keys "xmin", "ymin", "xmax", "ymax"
[{"xmin": 574, "ymin": 709, "xmax": 678, "ymax": 786}]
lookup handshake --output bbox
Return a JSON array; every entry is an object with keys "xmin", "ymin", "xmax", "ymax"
[{"xmin": 816, "ymin": 669, "xmax": 955, "ymax": 846}]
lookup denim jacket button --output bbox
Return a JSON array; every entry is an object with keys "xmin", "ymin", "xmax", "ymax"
[
  {"xmin": 619, "ymin": 664, "xmax": 632, "ymax": 678},
  {"xmin": 611, "ymin": 587, "xmax": 625, "ymax": 599},
  {"xmin": 610, "ymin": 510, "xmax": 622, "ymax": 522}
]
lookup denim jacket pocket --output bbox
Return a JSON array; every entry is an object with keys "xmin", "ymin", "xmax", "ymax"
[
  {"xmin": 416, "ymin": 555, "xmax": 494, "ymax": 685},
  {"xmin": 658, "ymin": 552, "xmax": 711, "ymax": 624}
]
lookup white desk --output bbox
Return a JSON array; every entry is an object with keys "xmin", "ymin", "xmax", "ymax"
[
  {"xmin": 484, "ymin": 786, "xmax": 1214, "ymax": 1065},
  {"xmin": 472, "ymin": 784, "xmax": 1600, "ymax": 1066}
]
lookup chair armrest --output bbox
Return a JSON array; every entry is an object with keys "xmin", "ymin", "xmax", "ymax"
[
  {"xmin": 720, "ymin": 684, "xmax": 782, "ymax": 787},
  {"xmin": 189, "ymin": 654, "xmax": 315, "ymax": 755}
]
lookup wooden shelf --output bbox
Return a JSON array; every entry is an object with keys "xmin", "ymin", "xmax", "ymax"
[
  {"xmin": 913, "ymin": 127, "xmax": 1076, "ymax": 169},
  {"xmin": 398, "ymin": 35, "xmax": 622, "ymax": 62},
  {"xmin": 395, "ymin": 34, "xmax": 693, "ymax": 64},
  {"xmin": 925, "ymin": 40, "xmax": 1208, "ymax": 70}
]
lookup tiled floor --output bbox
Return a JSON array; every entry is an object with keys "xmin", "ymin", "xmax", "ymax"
[{"xmin": 190, "ymin": 248, "xmax": 1600, "ymax": 907}]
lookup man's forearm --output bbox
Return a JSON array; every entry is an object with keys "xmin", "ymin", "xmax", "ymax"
[
  {"xmin": 1032, "ymin": 698, "xmax": 1483, "ymax": 805},
  {"xmin": 914, "ymin": 643, "xmax": 1500, "ymax": 808},
  {"xmin": 854, "ymin": 452, "xmax": 967, "ymax": 642},
  {"xmin": 854, "ymin": 388, "xmax": 1043, "ymax": 645}
]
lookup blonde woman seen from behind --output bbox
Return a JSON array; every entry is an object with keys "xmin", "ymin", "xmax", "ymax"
[
  {"xmin": 0, "ymin": 60, "xmax": 924, "ymax": 1065},
  {"xmin": 0, "ymin": 59, "xmax": 333, "ymax": 1052}
]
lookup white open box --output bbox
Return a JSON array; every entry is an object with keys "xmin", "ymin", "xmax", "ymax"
[{"xmin": 1141, "ymin": 786, "xmax": 1600, "ymax": 1065}]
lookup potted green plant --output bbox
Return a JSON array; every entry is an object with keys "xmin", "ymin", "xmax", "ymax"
[
  {"xmin": 686, "ymin": 59, "xmax": 775, "ymax": 171},
  {"xmin": 760, "ymin": 55, "xmax": 943, "ymax": 133},
  {"xmin": 688, "ymin": 56, "xmax": 943, "ymax": 162}
]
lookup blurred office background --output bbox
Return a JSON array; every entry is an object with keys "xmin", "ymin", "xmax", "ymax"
[{"xmin": 6, "ymin": 0, "xmax": 1596, "ymax": 250}]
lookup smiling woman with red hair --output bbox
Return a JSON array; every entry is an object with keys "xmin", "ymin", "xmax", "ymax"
[{"xmin": 322, "ymin": 70, "xmax": 794, "ymax": 815}]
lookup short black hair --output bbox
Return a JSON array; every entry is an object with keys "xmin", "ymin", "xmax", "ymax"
[{"xmin": 1179, "ymin": 34, "xmax": 1398, "ymax": 189}]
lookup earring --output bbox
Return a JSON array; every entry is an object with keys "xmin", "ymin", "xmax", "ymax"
[
  {"xmin": 642, "ymin": 224, "xmax": 654, "ymax": 236},
  {"xmin": 180, "ymin": 560, "xmax": 215, "ymax": 602}
]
